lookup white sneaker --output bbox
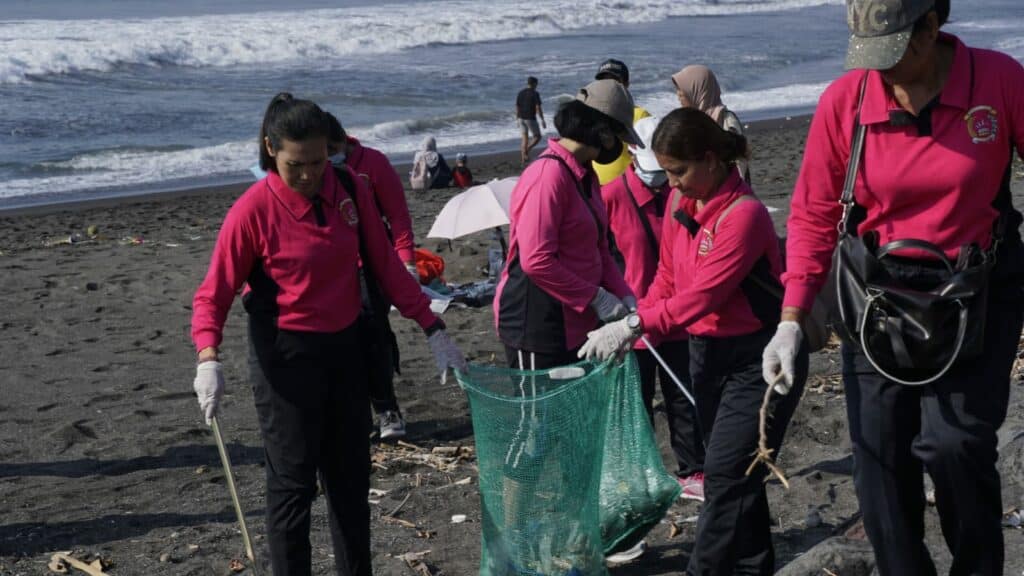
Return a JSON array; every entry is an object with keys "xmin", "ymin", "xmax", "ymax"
[
  {"xmin": 605, "ymin": 540, "xmax": 646, "ymax": 565},
  {"xmin": 379, "ymin": 411, "xmax": 406, "ymax": 440}
]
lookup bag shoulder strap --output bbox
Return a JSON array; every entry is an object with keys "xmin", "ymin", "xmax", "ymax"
[
  {"xmin": 621, "ymin": 174, "xmax": 659, "ymax": 257},
  {"xmin": 839, "ymin": 72, "xmax": 870, "ymax": 216},
  {"xmin": 333, "ymin": 165, "xmax": 374, "ymax": 265},
  {"xmin": 538, "ymin": 154, "xmax": 603, "ymax": 238},
  {"xmin": 713, "ymin": 194, "xmax": 757, "ymax": 234}
]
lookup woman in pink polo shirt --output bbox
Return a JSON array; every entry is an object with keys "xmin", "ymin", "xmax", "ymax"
[
  {"xmin": 326, "ymin": 112, "xmax": 417, "ymax": 440},
  {"xmin": 762, "ymin": 1, "xmax": 1024, "ymax": 572},
  {"xmin": 191, "ymin": 93, "xmax": 465, "ymax": 575},
  {"xmin": 600, "ymin": 115, "xmax": 705, "ymax": 503},
  {"xmin": 495, "ymin": 79, "xmax": 638, "ymax": 368},
  {"xmin": 581, "ymin": 108, "xmax": 807, "ymax": 574}
]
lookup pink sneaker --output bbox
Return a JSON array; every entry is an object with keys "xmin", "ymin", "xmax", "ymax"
[{"xmin": 678, "ymin": 472, "xmax": 705, "ymax": 502}]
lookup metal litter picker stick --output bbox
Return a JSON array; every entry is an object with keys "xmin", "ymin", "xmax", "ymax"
[
  {"xmin": 211, "ymin": 416, "xmax": 259, "ymax": 575},
  {"xmin": 639, "ymin": 336, "xmax": 696, "ymax": 407}
]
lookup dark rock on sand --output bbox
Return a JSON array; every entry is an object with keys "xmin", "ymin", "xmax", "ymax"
[{"xmin": 775, "ymin": 536, "xmax": 876, "ymax": 576}]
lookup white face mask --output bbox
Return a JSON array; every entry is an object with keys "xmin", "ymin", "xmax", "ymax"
[
  {"xmin": 634, "ymin": 164, "xmax": 667, "ymax": 188},
  {"xmin": 329, "ymin": 151, "xmax": 346, "ymax": 167}
]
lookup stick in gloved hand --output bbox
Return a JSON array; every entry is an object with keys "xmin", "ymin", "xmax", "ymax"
[{"xmin": 211, "ymin": 416, "xmax": 260, "ymax": 576}]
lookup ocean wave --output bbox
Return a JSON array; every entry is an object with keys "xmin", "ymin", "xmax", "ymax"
[
  {"xmin": 0, "ymin": 141, "xmax": 254, "ymax": 199},
  {"xmin": 3, "ymin": 76, "xmax": 835, "ymax": 200},
  {"xmin": 639, "ymin": 81, "xmax": 829, "ymax": 119},
  {"xmin": 0, "ymin": 0, "xmax": 841, "ymax": 84},
  {"xmin": 359, "ymin": 110, "xmax": 509, "ymax": 140}
]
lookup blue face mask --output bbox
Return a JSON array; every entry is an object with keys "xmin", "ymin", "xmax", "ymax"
[
  {"xmin": 634, "ymin": 164, "xmax": 667, "ymax": 188},
  {"xmin": 329, "ymin": 151, "xmax": 346, "ymax": 167}
]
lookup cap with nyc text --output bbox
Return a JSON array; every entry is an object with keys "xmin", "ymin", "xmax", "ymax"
[{"xmin": 845, "ymin": 0, "xmax": 936, "ymax": 70}]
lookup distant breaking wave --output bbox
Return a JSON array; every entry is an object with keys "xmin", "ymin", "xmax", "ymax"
[{"xmin": 0, "ymin": 0, "xmax": 841, "ymax": 84}]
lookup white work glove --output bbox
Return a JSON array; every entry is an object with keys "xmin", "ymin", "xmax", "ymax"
[
  {"xmin": 406, "ymin": 263, "xmax": 420, "ymax": 281},
  {"xmin": 577, "ymin": 317, "xmax": 638, "ymax": 362},
  {"xmin": 762, "ymin": 321, "xmax": 802, "ymax": 395},
  {"xmin": 590, "ymin": 287, "xmax": 629, "ymax": 322},
  {"xmin": 193, "ymin": 361, "xmax": 225, "ymax": 425},
  {"xmin": 622, "ymin": 295, "xmax": 637, "ymax": 312},
  {"xmin": 427, "ymin": 329, "xmax": 467, "ymax": 385}
]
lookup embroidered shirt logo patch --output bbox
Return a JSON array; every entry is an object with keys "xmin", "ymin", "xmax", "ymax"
[
  {"xmin": 698, "ymin": 228, "xmax": 714, "ymax": 257},
  {"xmin": 338, "ymin": 198, "xmax": 359, "ymax": 227},
  {"xmin": 965, "ymin": 105, "xmax": 998, "ymax": 144}
]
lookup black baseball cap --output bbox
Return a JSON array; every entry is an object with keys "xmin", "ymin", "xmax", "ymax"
[{"xmin": 595, "ymin": 59, "xmax": 629, "ymax": 84}]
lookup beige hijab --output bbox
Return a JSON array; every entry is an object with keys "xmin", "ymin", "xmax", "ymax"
[{"xmin": 671, "ymin": 64, "xmax": 727, "ymax": 124}]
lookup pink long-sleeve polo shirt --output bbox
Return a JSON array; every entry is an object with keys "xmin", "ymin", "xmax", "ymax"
[
  {"xmin": 345, "ymin": 137, "xmax": 416, "ymax": 264},
  {"xmin": 601, "ymin": 166, "xmax": 687, "ymax": 346},
  {"xmin": 638, "ymin": 170, "xmax": 781, "ymax": 338},
  {"xmin": 192, "ymin": 166, "xmax": 436, "ymax": 352},
  {"xmin": 783, "ymin": 34, "xmax": 1024, "ymax": 312},
  {"xmin": 495, "ymin": 138, "xmax": 634, "ymax": 351}
]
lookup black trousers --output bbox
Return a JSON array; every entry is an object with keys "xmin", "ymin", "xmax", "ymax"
[
  {"xmin": 249, "ymin": 320, "xmax": 372, "ymax": 576},
  {"xmin": 687, "ymin": 329, "xmax": 808, "ymax": 576},
  {"xmin": 635, "ymin": 340, "xmax": 704, "ymax": 478},
  {"xmin": 842, "ymin": 264, "xmax": 1023, "ymax": 576}
]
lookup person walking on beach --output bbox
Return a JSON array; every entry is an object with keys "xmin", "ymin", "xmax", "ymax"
[
  {"xmin": 191, "ymin": 93, "xmax": 466, "ymax": 575},
  {"xmin": 496, "ymin": 78, "xmax": 638, "ymax": 369},
  {"xmin": 515, "ymin": 76, "xmax": 546, "ymax": 166},
  {"xmin": 326, "ymin": 113, "xmax": 417, "ymax": 440},
  {"xmin": 672, "ymin": 64, "xmax": 751, "ymax": 181},
  {"xmin": 599, "ymin": 115, "xmax": 705, "ymax": 503},
  {"xmin": 581, "ymin": 108, "xmax": 806, "ymax": 574},
  {"xmin": 592, "ymin": 58, "xmax": 652, "ymax": 185},
  {"xmin": 762, "ymin": 1, "xmax": 1024, "ymax": 573}
]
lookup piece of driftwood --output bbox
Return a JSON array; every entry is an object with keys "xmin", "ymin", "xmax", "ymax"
[
  {"xmin": 47, "ymin": 553, "xmax": 109, "ymax": 576},
  {"xmin": 745, "ymin": 373, "xmax": 791, "ymax": 489}
]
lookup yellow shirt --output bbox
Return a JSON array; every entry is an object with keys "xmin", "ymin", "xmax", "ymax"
[{"xmin": 593, "ymin": 106, "xmax": 651, "ymax": 185}]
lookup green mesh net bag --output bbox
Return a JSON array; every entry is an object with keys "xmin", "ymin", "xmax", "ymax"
[
  {"xmin": 457, "ymin": 360, "xmax": 612, "ymax": 576},
  {"xmin": 457, "ymin": 354, "xmax": 680, "ymax": 574},
  {"xmin": 598, "ymin": 353, "xmax": 682, "ymax": 555}
]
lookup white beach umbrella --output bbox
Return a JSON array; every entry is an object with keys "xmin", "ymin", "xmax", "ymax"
[{"xmin": 426, "ymin": 177, "xmax": 518, "ymax": 240}]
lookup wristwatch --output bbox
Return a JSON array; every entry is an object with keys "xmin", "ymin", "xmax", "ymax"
[{"xmin": 626, "ymin": 313, "xmax": 642, "ymax": 335}]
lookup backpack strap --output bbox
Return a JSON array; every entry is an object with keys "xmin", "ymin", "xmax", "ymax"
[
  {"xmin": 334, "ymin": 166, "xmax": 382, "ymax": 300},
  {"xmin": 621, "ymin": 173, "xmax": 660, "ymax": 258},
  {"xmin": 670, "ymin": 189, "xmax": 701, "ymax": 237},
  {"xmin": 538, "ymin": 154, "xmax": 604, "ymax": 240},
  {"xmin": 713, "ymin": 194, "xmax": 757, "ymax": 233}
]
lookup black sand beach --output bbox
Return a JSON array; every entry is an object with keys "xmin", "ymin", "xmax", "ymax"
[{"xmin": 1, "ymin": 117, "xmax": 1023, "ymax": 575}]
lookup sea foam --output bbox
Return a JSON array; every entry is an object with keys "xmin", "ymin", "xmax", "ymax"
[{"xmin": 0, "ymin": 0, "xmax": 841, "ymax": 84}]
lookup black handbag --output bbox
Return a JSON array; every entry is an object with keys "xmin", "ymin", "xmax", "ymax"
[{"xmin": 833, "ymin": 70, "xmax": 1000, "ymax": 386}]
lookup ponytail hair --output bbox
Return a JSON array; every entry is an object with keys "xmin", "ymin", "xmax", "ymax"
[
  {"xmin": 325, "ymin": 111, "xmax": 347, "ymax": 144},
  {"xmin": 651, "ymin": 107, "xmax": 748, "ymax": 167},
  {"xmin": 258, "ymin": 92, "xmax": 330, "ymax": 171}
]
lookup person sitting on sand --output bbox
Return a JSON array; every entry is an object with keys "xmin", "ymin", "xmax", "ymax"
[
  {"xmin": 671, "ymin": 64, "xmax": 751, "ymax": 181},
  {"xmin": 191, "ymin": 92, "xmax": 465, "ymax": 575},
  {"xmin": 452, "ymin": 152, "xmax": 474, "ymax": 188},
  {"xmin": 409, "ymin": 135, "xmax": 452, "ymax": 190},
  {"xmin": 326, "ymin": 112, "xmax": 417, "ymax": 441},
  {"xmin": 581, "ymin": 108, "xmax": 807, "ymax": 575}
]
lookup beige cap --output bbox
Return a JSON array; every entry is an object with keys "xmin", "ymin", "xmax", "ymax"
[{"xmin": 575, "ymin": 79, "xmax": 643, "ymax": 148}]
